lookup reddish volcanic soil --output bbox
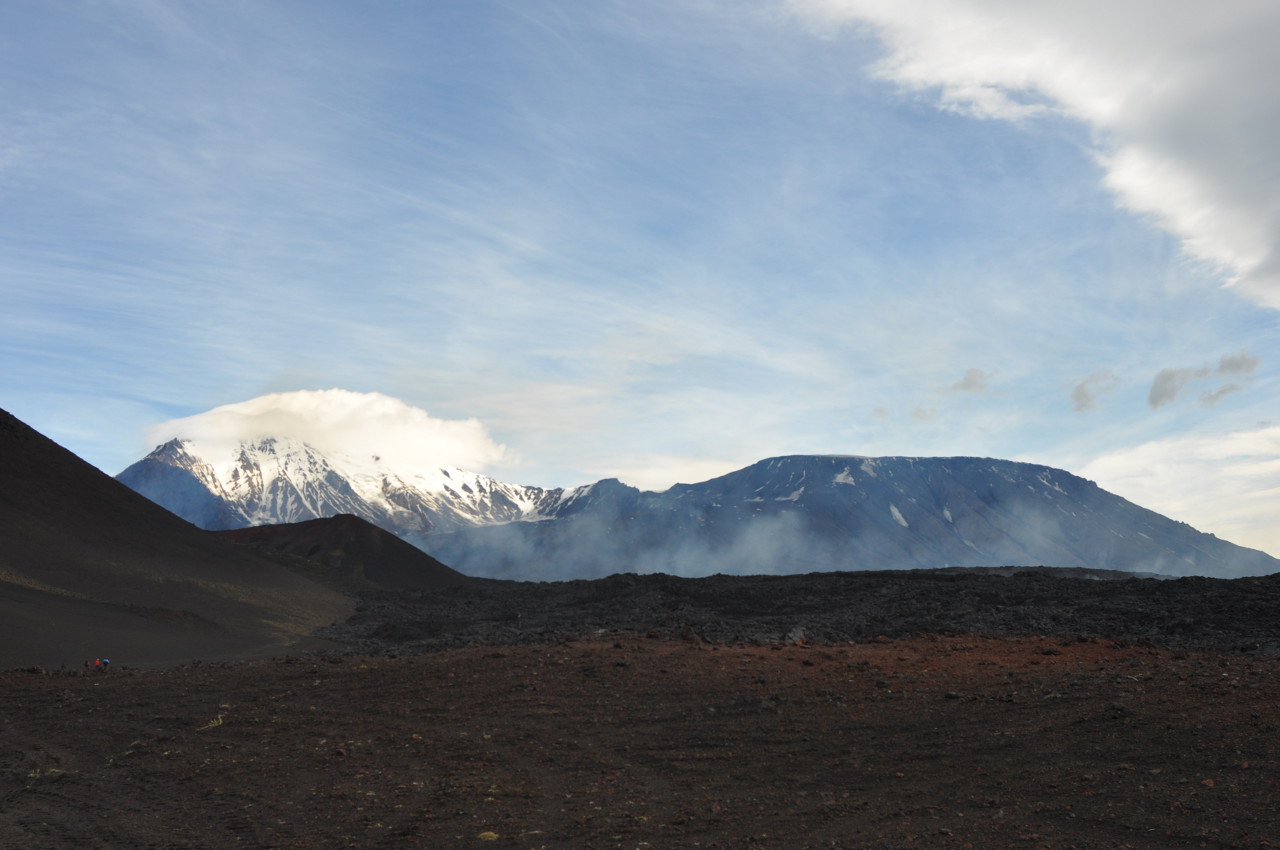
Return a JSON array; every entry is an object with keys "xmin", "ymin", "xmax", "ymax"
[{"xmin": 3, "ymin": 634, "xmax": 1279, "ymax": 849}]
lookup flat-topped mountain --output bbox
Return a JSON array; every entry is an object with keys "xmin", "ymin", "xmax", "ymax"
[{"xmin": 429, "ymin": 455, "xmax": 1279, "ymax": 579}]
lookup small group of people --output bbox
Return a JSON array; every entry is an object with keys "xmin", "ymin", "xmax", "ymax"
[{"xmin": 83, "ymin": 657, "xmax": 111, "ymax": 673}]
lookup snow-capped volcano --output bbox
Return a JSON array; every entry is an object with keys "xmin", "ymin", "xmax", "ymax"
[{"xmin": 117, "ymin": 436, "xmax": 574, "ymax": 537}]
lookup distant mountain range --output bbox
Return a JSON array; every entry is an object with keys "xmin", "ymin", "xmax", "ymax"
[
  {"xmin": 10, "ymin": 404, "xmax": 1274, "ymax": 670},
  {"xmin": 118, "ymin": 437, "xmax": 1280, "ymax": 580}
]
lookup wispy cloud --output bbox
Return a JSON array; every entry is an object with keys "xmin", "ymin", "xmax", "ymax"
[
  {"xmin": 949, "ymin": 367, "xmax": 991, "ymax": 394},
  {"xmin": 1148, "ymin": 352, "xmax": 1259, "ymax": 408},
  {"xmin": 1148, "ymin": 367, "xmax": 1212, "ymax": 409},
  {"xmin": 789, "ymin": 0, "xmax": 1280, "ymax": 307},
  {"xmin": 1199, "ymin": 384, "xmax": 1242, "ymax": 408},
  {"xmin": 1219, "ymin": 351, "xmax": 1261, "ymax": 376},
  {"xmin": 1072, "ymin": 370, "xmax": 1120, "ymax": 413}
]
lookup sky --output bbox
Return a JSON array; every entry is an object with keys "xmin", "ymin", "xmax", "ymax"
[{"xmin": 2, "ymin": 1, "xmax": 1279, "ymax": 556}]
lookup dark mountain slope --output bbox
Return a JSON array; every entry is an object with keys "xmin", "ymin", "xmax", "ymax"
[
  {"xmin": 215, "ymin": 514, "xmax": 468, "ymax": 593},
  {"xmin": 0, "ymin": 409, "xmax": 353, "ymax": 668}
]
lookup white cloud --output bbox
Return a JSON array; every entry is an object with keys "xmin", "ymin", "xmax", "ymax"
[
  {"xmin": 147, "ymin": 389, "xmax": 508, "ymax": 473},
  {"xmin": 789, "ymin": 0, "xmax": 1280, "ymax": 306},
  {"xmin": 1080, "ymin": 425, "xmax": 1280, "ymax": 557}
]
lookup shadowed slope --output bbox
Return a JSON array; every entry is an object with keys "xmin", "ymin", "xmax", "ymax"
[
  {"xmin": 0, "ymin": 409, "xmax": 353, "ymax": 668},
  {"xmin": 215, "ymin": 514, "xmax": 469, "ymax": 593}
]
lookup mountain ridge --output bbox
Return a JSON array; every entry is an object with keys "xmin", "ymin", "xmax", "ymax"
[
  {"xmin": 117, "ymin": 438, "xmax": 1280, "ymax": 580},
  {"xmin": 118, "ymin": 435, "xmax": 575, "ymax": 534}
]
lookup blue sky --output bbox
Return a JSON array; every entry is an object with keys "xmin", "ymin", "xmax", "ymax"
[{"xmin": 3, "ymin": 1, "xmax": 1279, "ymax": 555}]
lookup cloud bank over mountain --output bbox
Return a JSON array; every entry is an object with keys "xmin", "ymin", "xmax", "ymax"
[{"xmin": 147, "ymin": 390, "xmax": 508, "ymax": 474}]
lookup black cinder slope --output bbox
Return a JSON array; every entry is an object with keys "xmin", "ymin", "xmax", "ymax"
[
  {"xmin": 215, "ymin": 514, "xmax": 469, "ymax": 593},
  {"xmin": 0, "ymin": 409, "xmax": 353, "ymax": 668}
]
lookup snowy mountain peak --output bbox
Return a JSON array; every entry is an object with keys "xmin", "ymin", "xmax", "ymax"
[{"xmin": 118, "ymin": 436, "xmax": 566, "ymax": 535}]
